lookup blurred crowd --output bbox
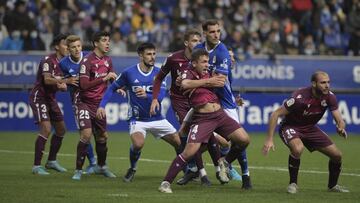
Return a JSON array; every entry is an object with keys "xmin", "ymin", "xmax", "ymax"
[{"xmin": 0, "ymin": 0, "xmax": 360, "ymax": 57}]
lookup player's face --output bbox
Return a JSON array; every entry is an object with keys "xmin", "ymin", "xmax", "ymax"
[
  {"xmin": 204, "ymin": 24, "xmax": 220, "ymax": 46},
  {"xmin": 193, "ymin": 55, "xmax": 209, "ymax": 75},
  {"xmin": 141, "ymin": 48, "xmax": 156, "ymax": 67},
  {"xmin": 56, "ymin": 39, "xmax": 68, "ymax": 58},
  {"xmin": 95, "ymin": 36, "xmax": 110, "ymax": 54},
  {"xmin": 185, "ymin": 34, "xmax": 201, "ymax": 52},
  {"xmin": 68, "ymin": 40, "xmax": 82, "ymax": 60},
  {"xmin": 314, "ymin": 73, "xmax": 330, "ymax": 95}
]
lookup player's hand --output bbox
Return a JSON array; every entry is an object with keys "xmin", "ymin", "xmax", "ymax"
[
  {"xmin": 103, "ymin": 72, "xmax": 117, "ymax": 82},
  {"xmin": 135, "ymin": 87, "xmax": 147, "ymax": 98},
  {"xmin": 116, "ymin": 88, "xmax": 126, "ymax": 97},
  {"xmin": 208, "ymin": 74, "xmax": 226, "ymax": 87},
  {"xmin": 336, "ymin": 126, "xmax": 348, "ymax": 139},
  {"xmin": 262, "ymin": 138, "xmax": 275, "ymax": 156},
  {"xmin": 235, "ymin": 95, "xmax": 244, "ymax": 106},
  {"xmin": 150, "ymin": 99, "xmax": 160, "ymax": 116},
  {"xmin": 176, "ymin": 75, "xmax": 182, "ymax": 87},
  {"xmin": 65, "ymin": 76, "xmax": 79, "ymax": 86},
  {"xmin": 57, "ymin": 82, "xmax": 67, "ymax": 91},
  {"xmin": 96, "ymin": 107, "xmax": 106, "ymax": 120}
]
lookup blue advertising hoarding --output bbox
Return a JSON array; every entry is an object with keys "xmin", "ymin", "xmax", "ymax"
[
  {"xmin": 0, "ymin": 54, "xmax": 359, "ymax": 90},
  {"xmin": 0, "ymin": 91, "xmax": 359, "ymax": 133}
]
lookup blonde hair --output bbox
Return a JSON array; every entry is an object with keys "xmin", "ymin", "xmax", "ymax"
[{"xmin": 65, "ymin": 35, "xmax": 81, "ymax": 46}]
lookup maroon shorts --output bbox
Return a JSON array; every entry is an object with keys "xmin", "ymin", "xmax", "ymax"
[
  {"xmin": 279, "ymin": 124, "xmax": 333, "ymax": 152},
  {"xmin": 187, "ymin": 109, "xmax": 241, "ymax": 143},
  {"xmin": 170, "ymin": 95, "xmax": 191, "ymax": 124},
  {"xmin": 75, "ymin": 101, "xmax": 107, "ymax": 134},
  {"xmin": 29, "ymin": 93, "xmax": 63, "ymax": 124}
]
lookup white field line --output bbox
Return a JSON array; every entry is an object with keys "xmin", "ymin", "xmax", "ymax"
[{"xmin": 1, "ymin": 149, "xmax": 359, "ymax": 177}]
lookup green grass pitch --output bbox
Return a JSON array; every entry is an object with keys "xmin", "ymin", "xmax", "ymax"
[{"xmin": 0, "ymin": 131, "xmax": 359, "ymax": 203}]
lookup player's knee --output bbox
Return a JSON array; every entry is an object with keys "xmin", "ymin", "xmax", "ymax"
[
  {"xmin": 55, "ymin": 126, "xmax": 66, "ymax": 137},
  {"xmin": 96, "ymin": 132, "xmax": 108, "ymax": 143},
  {"xmin": 330, "ymin": 150, "xmax": 342, "ymax": 163},
  {"xmin": 290, "ymin": 145, "xmax": 304, "ymax": 158},
  {"xmin": 132, "ymin": 139, "xmax": 144, "ymax": 150}
]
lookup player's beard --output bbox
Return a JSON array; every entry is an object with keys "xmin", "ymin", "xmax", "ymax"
[{"xmin": 144, "ymin": 61, "xmax": 154, "ymax": 68}]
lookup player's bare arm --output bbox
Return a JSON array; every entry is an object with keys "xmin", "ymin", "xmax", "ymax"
[
  {"xmin": 262, "ymin": 106, "xmax": 289, "ymax": 155},
  {"xmin": 135, "ymin": 87, "xmax": 147, "ymax": 98},
  {"xmin": 64, "ymin": 76, "xmax": 79, "ymax": 86},
  {"xmin": 181, "ymin": 74, "xmax": 226, "ymax": 90},
  {"xmin": 96, "ymin": 107, "xmax": 106, "ymax": 120},
  {"xmin": 331, "ymin": 109, "xmax": 348, "ymax": 139},
  {"xmin": 150, "ymin": 99, "xmax": 160, "ymax": 116},
  {"xmin": 102, "ymin": 72, "xmax": 117, "ymax": 82}
]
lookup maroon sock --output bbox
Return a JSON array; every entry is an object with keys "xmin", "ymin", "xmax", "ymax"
[
  {"xmin": 207, "ymin": 136, "xmax": 220, "ymax": 166},
  {"xmin": 328, "ymin": 161, "xmax": 341, "ymax": 188},
  {"xmin": 34, "ymin": 134, "xmax": 47, "ymax": 165},
  {"xmin": 288, "ymin": 155, "xmax": 300, "ymax": 184},
  {"xmin": 164, "ymin": 155, "xmax": 187, "ymax": 183},
  {"xmin": 96, "ymin": 142, "xmax": 107, "ymax": 167},
  {"xmin": 76, "ymin": 140, "xmax": 88, "ymax": 170},
  {"xmin": 48, "ymin": 134, "xmax": 64, "ymax": 161}
]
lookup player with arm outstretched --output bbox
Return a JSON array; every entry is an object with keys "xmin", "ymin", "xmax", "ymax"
[{"xmin": 97, "ymin": 43, "xmax": 181, "ymax": 183}]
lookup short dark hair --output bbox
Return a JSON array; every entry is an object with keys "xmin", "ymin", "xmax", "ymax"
[
  {"xmin": 184, "ymin": 28, "xmax": 201, "ymax": 41},
  {"xmin": 191, "ymin": 48, "xmax": 208, "ymax": 61},
  {"xmin": 51, "ymin": 33, "xmax": 68, "ymax": 47},
  {"xmin": 137, "ymin": 42, "xmax": 156, "ymax": 54},
  {"xmin": 311, "ymin": 71, "xmax": 328, "ymax": 82},
  {"xmin": 92, "ymin": 31, "xmax": 110, "ymax": 47},
  {"xmin": 202, "ymin": 19, "xmax": 219, "ymax": 31}
]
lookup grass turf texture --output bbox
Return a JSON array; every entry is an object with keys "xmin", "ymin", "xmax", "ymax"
[{"xmin": 0, "ymin": 131, "xmax": 359, "ymax": 203}]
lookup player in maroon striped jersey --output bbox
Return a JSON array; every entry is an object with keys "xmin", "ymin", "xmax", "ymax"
[
  {"xmin": 263, "ymin": 71, "xmax": 349, "ymax": 193},
  {"xmin": 29, "ymin": 34, "xmax": 77, "ymax": 175},
  {"xmin": 72, "ymin": 31, "xmax": 117, "ymax": 180}
]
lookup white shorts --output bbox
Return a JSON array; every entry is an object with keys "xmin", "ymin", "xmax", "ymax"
[{"xmin": 129, "ymin": 119, "xmax": 177, "ymax": 139}]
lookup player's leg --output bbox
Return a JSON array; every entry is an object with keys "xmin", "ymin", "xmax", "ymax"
[
  {"xmin": 122, "ymin": 131, "xmax": 145, "ymax": 182},
  {"xmin": 317, "ymin": 144, "xmax": 349, "ymax": 192},
  {"xmin": 72, "ymin": 128, "xmax": 92, "ymax": 180},
  {"xmin": 84, "ymin": 142, "xmax": 97, "ymax": 174},
  {"xmin": 29, "ymin": 98, "xmax": 52, "ymax": 175},
  {"xmin": 45, "ymin": 120, "xmax": 67, "ymax": 172},
  {"xmin": 286, "ymin": 138, "xmax": 304, "ymax": 193},
  {"xmin": 33, "ymin": 120, "xmax": 52, "ymax": 175},
  {"xmin": 159, "ymin": 142, "xmax": 202, "ymax": 193},
  {"xmin": 93, "ymin": 130, "xmax": 116, "ymax": 178}
]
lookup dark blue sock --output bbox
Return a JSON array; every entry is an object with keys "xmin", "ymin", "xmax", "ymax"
[
  {"xmin": 237, "ymin": 149, "xmax": 249, "ymax": 175},
  {"xmin": 220, "ymin": 146, "xmax": 230, "ymax": 157},
  {"xmin": 130, "ymin": 145, "xmax": 141, "ymax": 169},
  {"xmin": 86, "ymin": 143, "xmax": 96, "ymax": 165}
]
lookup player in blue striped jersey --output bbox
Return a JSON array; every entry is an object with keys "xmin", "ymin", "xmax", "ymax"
[
  {"xmin": 97, "ymin": 42, "xmax": 181, "ymax": 182},
  {"xmin": 59, "ymin": 35, "xmax": 97, "ymax": 174}
]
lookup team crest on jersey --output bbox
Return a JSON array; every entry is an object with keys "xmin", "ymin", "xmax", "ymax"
[
  {"xmin": 42, "ymin": 63, "xmax": 49, "ymax": 72},
  {"xmin": 181, "ymin": 71, "xmax": 187, "ymax": 79},
  {"xmin": 80, "ymin": 65, "xmax": 86, "ymax": 74},
  {"xmin": 286, "ymin": 98, "xmax": 295, "ymax": 107},
  {"xmin": 220, "ymin": 59, "xmax": 228, "ymax": 69},
  {"xmin": 321, "ymin": 100, "xmax": 327, "ymax": 107},
  {"xmin": 104, "ymin": 61, "xmax": 109, "ymax": 67}
]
